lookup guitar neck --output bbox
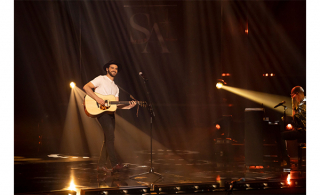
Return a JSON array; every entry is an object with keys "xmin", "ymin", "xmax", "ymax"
[{"xmin": 109, "ymin": 101, "xmax": 138, "ymax": 105}]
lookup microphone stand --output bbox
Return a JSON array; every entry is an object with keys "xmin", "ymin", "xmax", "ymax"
[
  {"xmin": 282, "ymin": 105, "xmax": 287, "ymax": 132},
  {"xmin": 129, "ymin": 77, "xmax": 163, "ymax": 185},
  {"xmin": 278, "ymin": 104, "xmax": 289, "ymax": 169},
  {"xmin": 274, "ymin": 102, "xmax": 287, "ymax": 132}
]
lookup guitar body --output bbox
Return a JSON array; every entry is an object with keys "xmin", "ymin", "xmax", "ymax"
[{"xmin": 84, "ymin": 93, "xmax": 118, "ymax": 118}]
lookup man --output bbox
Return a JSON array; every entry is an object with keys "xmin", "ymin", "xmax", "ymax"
[
  {"xmin": 83, "ymin": 60, "xmax": 136, "ymax": 173},
  {"xmin": 279, "ymin": 86, "xmax": 306, "ymax": 167}
]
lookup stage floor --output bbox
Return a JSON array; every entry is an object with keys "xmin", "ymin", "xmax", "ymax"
[{"xmin": 14, "ymin": 150, "xmax": 306, "ymax": 194}]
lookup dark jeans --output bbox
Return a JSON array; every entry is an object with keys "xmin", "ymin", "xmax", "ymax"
[
  {"xmin": 97, "ymin": 113, "xmax": 118, "ymax": 167},
  {"xmin": 278, "ymin": 130, "xmax": 306, "ymax": 160}
]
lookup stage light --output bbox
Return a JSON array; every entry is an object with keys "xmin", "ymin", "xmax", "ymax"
[
  {"xmin": 154, "ymin": 183, "xmax": 219, "ymax": 193},
  {"xmin": 80, "ymin": 187, "xmax": 150, "ymax": 194},
  {"xmin": 68, "ymin": 179, "xmax": 76, "ymax": 191},
  {"xmin": 70, "ymin": 82, "xmax": 76, "ymax": 88},
  {"xmin": 216, "ymin": 82, "xmax": 223, "ymax": 89},
  {"xmin": 222, "ymin": 73, "xmax": 230, "ymax": 77},
  {"xmin": 263, "ymin": 73, "xmax": 275, "ymax": 77},
  {"xmin": 216, "ymin": 124, "xmax": 221, "ymax": 130},
  {"xmin": 287, "ymin": 174, "xmax": 291, "ymax": 185},
  {"xmin": 286, "ymin": 124, "xmax": 293, "ymax": 130},
  {"xmin": 216, "ymin": 79, "xmax": 226, "ymax": 89}
]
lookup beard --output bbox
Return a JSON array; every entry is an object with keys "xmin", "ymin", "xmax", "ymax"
[{"xmin": 108, "ymin": 71, "xmax": 117, "ymax": 77}]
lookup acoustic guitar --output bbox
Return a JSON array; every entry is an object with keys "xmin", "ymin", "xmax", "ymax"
[{"xmin": 83, "ymin": 92, "xmax": 146, "ymax": 118}]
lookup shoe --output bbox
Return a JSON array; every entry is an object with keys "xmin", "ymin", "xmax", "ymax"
[{"xmin": 97, "ymin": 165, "xmax": 110, "ymax": 173}]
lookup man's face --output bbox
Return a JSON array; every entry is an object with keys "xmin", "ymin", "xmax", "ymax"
[
  {"xmin": 107, "ymin": 64, "xmax": 118, "ymax": 77},
  {"xmin": 291, "ymin": 92, "xmax": 301, "ymax": 103}
]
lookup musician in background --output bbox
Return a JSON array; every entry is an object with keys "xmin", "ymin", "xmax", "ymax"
[
  {"xmin": 83, "ymin": 60, "xmax": 136, "ymax": 173},
  {"xmin": 279, "ymin": 86, "xmax": 306, "ymax": 167}
]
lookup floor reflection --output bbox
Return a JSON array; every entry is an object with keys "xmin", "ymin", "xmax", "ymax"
[{"xmin": 14, "ymin": 149, "xmax": 306, "ymax": 194}]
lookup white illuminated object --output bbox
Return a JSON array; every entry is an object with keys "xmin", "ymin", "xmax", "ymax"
[
  {"xmin": 68, "ymin": 179, "xmax": 76, "ymax": 191},
  {"xmin": 287, "ymin": 174, "xmax": 291, "ymax": 185},
  {"xmin": 216, "ymin": 82, "xmax": 223, "ymax": 89},
  {"xmin": 47, "ymin": 154, "xmax": 60, "ymax": 158},
  {"xmin": 286, "ymin": 124, "xmax": 293, "ymax": 130},
  {"xmin": 216, "ymin": 79, "xmax": 226, "ymax": 89},
  {"xmin": 70, "ymin": 82, "xmax": 76, "ymax": 88}
]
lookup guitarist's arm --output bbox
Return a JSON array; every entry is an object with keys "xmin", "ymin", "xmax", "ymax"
[
  {"xmin": 83, "ymin": 82, "xmax": 105, "ymax": 106},
  {"xmin": 116, "ymin": 97, "xmax": 137, "ymax": 109}
]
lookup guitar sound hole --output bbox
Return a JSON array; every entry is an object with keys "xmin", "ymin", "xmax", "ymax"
[
  {"xmin": 97, "ymin": 102, "xmax": 110, "ymax": 110},
  {"xmin": 100, "ymin": 105, "xmax": 110, "ymax": 110}
]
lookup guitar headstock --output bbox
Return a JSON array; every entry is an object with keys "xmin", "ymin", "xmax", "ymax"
[{"xmin": 138, "ymin": 101, "xmax": 147, "ymax": 108}]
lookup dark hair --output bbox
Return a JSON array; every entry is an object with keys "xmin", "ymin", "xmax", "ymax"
[{"xmin": 103, "ymin": 60, "xmax": 122, "ymax": 72}]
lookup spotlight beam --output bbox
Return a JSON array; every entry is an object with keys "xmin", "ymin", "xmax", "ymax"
[
  {"xmin": 74, "ymin": 86, "xmax": 104, "ymax": 157},
  {"xmin": 221, "ymin": 85, "xmax": 292, "ymax": 113},
  {"xmin": 60, "ymin": 90, "xmax": 85, "ymax": 155},
  {"xmin": 69, "ymin": 87, "xmax": 200, "ymax": 172}
]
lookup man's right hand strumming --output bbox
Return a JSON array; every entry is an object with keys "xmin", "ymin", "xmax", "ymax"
[{"xmin": 96, "ymin": 97, "xmax": 105, "ymax": 106}]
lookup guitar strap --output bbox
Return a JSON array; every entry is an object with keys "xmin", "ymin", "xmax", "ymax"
[
  {"xmin": 117, "ymin": 85, "xmax": 140, "ymax": 117},
  {"xmin": 117, "ymin": 85, "xmax": 137, "ymax": 101}
]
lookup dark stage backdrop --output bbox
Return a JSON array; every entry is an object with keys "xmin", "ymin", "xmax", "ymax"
[{"xmin": 14, "ymin": 0, "xmax": 306, "ymax": 159}]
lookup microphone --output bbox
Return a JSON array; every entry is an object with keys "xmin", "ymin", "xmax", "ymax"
[
  {"xmin": 139, "ymin": 72, "xmax": 148, "ymax": 81},
  {"xmin": 274, "ymin": 101, "xmax": 285, "ymax": 108}
]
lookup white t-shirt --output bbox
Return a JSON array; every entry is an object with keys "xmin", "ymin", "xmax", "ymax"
[{"xmin": 90, "ymin": 75, "xmax": 119, "ymax": 97}]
